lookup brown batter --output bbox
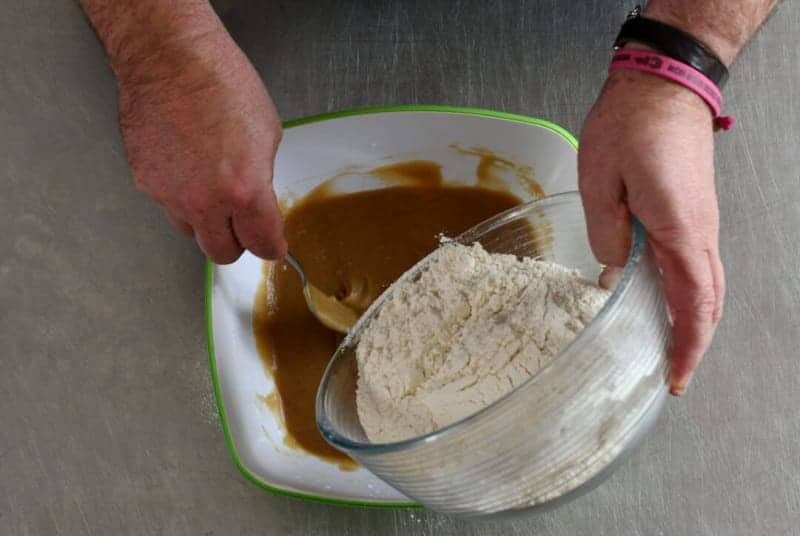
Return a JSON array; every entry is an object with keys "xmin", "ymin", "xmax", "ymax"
[{"xmin": 253, "ymin": 161, "xmax": 527, "ymax": 466}]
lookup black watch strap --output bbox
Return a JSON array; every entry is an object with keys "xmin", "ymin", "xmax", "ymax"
[{"xmin": 614, "ymin": 7, "xmax": 729, "ymax": 88}]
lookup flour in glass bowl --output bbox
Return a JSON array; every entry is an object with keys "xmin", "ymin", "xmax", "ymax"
[{"xmin": 355, "ymin": 241, "xmax": 611, "ymax": 444}]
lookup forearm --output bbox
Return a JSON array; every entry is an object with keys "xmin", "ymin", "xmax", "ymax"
[
  {"xmin": 79, "ymin": 0, "xmax": 234, "ymax": 83},
  {"xmin": 644, "ymin": 0, "xmax": 778, "ymax": 64}
]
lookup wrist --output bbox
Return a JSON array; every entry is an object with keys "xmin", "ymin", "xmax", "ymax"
[
  {"xmin": 606, "ymin": 67, "xmax": 714, "ymax": 124},
  {"xmin": 84, "ymin": 0, "xmax": 236, "ymax": 85},
  {"xmin": 115, "ymin": 29, "xmax": 240, "ymax": 90},
  {"xmin": 642, "ymin": 4, "xmax": 740, "ymax": 65}
]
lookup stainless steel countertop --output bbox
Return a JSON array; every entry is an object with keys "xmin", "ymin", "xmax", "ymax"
[{"xmin": 1, "ymin": 1, "xmax": 798, "ymax": 534}]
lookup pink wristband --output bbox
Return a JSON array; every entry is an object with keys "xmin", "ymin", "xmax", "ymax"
[{"xmin": 609, "ymin": 49, "xmax": 735, "ymax": 131}]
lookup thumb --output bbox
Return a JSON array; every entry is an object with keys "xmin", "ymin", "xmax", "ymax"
[
  {"xmin": 578, "ymin": 175, "xmax": 632, "ymax": 268},
  {"xmin": 232, "ymin": 185, "xmax": 288, "ymax": 260}
]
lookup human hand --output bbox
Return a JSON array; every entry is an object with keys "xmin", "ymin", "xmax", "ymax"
[
  {"xmin": 579, "ymin": 68, "xmax": 725, "ymax": 396},
  {"xmin": 114, "ymin": 30, "xmax": 287, "ymax": 263}
]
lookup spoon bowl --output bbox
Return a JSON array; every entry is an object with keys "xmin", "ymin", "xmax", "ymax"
[{"xmin": 285, "ymin": 253, "xmax": 359, "ymax": 333}]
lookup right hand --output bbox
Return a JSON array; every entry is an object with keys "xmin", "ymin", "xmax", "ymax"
[
  {"xmin": 579, "ymin": 69, "xmax": 725, "ymax": 396},
  {"xmin": 115, "ymin": 30, "xmax": 287, "ymax": 263}
]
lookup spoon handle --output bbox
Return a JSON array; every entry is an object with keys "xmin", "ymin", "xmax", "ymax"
[{"xmin": 285, "ymin": 252, "xmax": 308, "ymax": 286}]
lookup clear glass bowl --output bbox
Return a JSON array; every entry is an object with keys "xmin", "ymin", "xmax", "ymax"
[{"xmin": 316, "ymin": 191, "xmax": 671, "ymax": 518}]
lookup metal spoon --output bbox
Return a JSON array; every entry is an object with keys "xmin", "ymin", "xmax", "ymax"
[{"xmin": 285, "ymin": 253, "xmax": 359, "ymax": 334}]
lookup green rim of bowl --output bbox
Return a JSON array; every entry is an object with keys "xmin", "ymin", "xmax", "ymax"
[{"xmin": 205, "ymin": 104, "xmax": 578, "ymax": 508}]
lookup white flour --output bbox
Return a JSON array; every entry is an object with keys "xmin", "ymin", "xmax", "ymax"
[{"xmin": 356, "ymin": 242, "xmax": 611, "ymax": 443}]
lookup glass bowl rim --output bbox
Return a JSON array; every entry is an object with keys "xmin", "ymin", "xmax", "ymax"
[{"xmin": 316, "ymin": 190, "xmax": 648, "ymax": 454}]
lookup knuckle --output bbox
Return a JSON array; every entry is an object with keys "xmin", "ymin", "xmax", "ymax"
[
  {"xmin": 216, "ymin": 160, "xmax": 265, "ymax": 209},
  {"xmin": 712, "ymin": 304, "xmax": 724, "ymax": 324},
  {"xmin": 652, "ymin": 226, "xmax": 706, "ymax": 251},
  {"xmin": 672, "ymin": 284, "xmax": 717, "ymax": 319},
  {"xmin": 176, "ymin": 188, "xmax": 210, "ymax": 215},
  {"xmin": 224, "ymin": 180, "xmax": 259, "ymax": 208},
  {"xmin": 692, "ymin": 293, "xmax": 717, "ymax": 317}
]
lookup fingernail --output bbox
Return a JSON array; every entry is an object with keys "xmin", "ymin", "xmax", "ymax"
[
  {"xmin": 670, "ymin": 378, "xmax": 691, "ymax": 396},
  {"xmin": 670, "ymin": 384, "xmax": 686, "ymax": 396},
  {"xmin": 599, "ymin": 266, "xmax": 624, "ymax": 290}
]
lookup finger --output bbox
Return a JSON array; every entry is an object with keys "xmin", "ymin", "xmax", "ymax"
[
  {"xmin": 164, "ymin": 209, "xmax": 195, "ymax": 237},
  {"xmin": 195, "ymin": 217, "xmax": 245, "ymax": 264},
  {"xmin": 578, "ymin": 170, "xmax": 632, "ymax": 267},
  {"xmin": 232, "ymin": 186, "xmax": 288, "ymax": 260},
  {"xmin": 650, "ymin": 238, "xmax": 718, "ymax": 396},
  {"xmin": 599, "ymin": 266, "xmax": 624, "ymax": 290}
]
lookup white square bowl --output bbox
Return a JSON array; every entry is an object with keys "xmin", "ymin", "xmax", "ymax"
[{"xmin": 206, "ymin": 106, "xmax": 578, "ymax": 506}]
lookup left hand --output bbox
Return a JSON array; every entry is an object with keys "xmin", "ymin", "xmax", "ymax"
[{"xmin": 578, "ymin": 68, "xmax": 725, "ymax": 396}]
